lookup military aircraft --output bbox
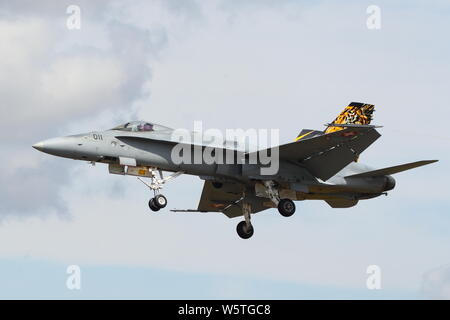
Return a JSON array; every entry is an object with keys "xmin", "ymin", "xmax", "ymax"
[{"xmin": 33, "ymin": 102, "xmax": 437, "ymax": 239}]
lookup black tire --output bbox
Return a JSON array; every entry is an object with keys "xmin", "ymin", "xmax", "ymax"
[
  {"xmin": 278, "ymin": 199, "xmax": 296, "ymax": 217},
  {"xmin": 154, "ymin": 194, "xmax": 167, "ymax": 208},
  {"xmin": 236, "ymin": 221, "xmax": 254, "ymax": 239},
  {"xmin": 148, "ymin": 198, "xmax": 160, "ymax": 211}
]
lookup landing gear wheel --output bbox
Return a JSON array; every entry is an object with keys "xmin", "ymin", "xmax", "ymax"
[
  {"xmin": 148, "ymin": 198, "xmax": 160, "ymax": 212},
  {"xmin": 154, "ymin": 194, "xmax": 167, "ymax": 208},
  {"xmin": 278, "ymin": 199, "xmax": 296, "ymax": 217},
  {"xmin": 236, "ymin": 221, "xmax": 254, "ymax": 239}
]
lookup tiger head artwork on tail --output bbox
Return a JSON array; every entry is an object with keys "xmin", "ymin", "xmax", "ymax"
[{"xmin": 324, "ymin": 102, "xmax": 375, "ymax": 134}]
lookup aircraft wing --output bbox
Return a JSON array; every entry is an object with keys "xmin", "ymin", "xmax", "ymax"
[
  {"xmin": 250, "ymin": 126, "xmax": 381, "ymax": 181},
  {"xmin": 196, "ymin": 181, "xmax": 271, "ymax": 218}
]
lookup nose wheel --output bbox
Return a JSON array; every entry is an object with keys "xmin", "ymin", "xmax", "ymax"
[
  {"xmin": 148, "ymin": 198, "xmax": 160, "ymax": 211},
  {"xmin": 154, "ymin": 194, "xmax": 167, "ymax": 208},
  {"xmin": 148, "ymin": 194, "xmax": 167, "ymax": 212}
]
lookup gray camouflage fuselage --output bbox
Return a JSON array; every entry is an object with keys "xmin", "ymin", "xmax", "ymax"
[{"xmin": 33, "ymin": 124, "xmax": 394, "ymax": 208}]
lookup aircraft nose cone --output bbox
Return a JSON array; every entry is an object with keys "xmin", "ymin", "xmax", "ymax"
[
  {"xmin": 32, "ymin": 137, "xmax": 75, "ymax": 158},
  {"xmin": 32, "ymin": 141, "xmax": 45, "ymax": 151}
]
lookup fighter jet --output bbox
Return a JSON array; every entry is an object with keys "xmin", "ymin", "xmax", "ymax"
[{"xmin": 33, "ymin": 102, "xmax": 437, "ymax": 239}]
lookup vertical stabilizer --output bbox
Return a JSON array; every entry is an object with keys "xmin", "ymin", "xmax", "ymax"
[{"xmin": 325, "ymin": 102, "xmax": 375, "ymax": 134}]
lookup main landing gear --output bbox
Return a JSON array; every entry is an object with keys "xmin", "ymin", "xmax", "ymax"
[
  {"xmin": 264, "ymin": 181, "xmax": 296, "ymax": 217},
  {"xmin": 235, "ymin": 182, "xmax": 297, "ymax": 239},
  {"xmin": 137, "ymin": 168, "xmax": 183, "ymax": 212},
  {"xmin": 278, "ymin": 198, "xmax": 296, "ymax": 217},
  {"xmin": 236, "ymin": 203, "xmax": 254, "ymax": 239}
]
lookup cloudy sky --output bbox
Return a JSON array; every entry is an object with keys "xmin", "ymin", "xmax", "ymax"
[{"xmin": 0, "ymin": 0, "xmax": 449, "ymax": 299}]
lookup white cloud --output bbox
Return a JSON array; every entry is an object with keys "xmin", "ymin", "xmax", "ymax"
[
  {"xmin": 0, "ymin": 4, "xmax": 167, "ymax": 217},
  {"xmin": 0, "ymin": 18, "xmax": 153, "ymax": 131},
  {"xmin": 40, "ymin": 56, "xmax": 125, "ymax": 118}
]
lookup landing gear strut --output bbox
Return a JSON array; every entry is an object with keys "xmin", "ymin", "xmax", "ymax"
[
  {"xmin": 138, "ymin": 168, "xmax": 183, "ymax": 212},
  {"xmin": 236, "ymin": 203, "xmax": 254, "ymax": 239},
  {"xmin": 264, "ymin": 180, "xmax": 296, "ymax": 217}
]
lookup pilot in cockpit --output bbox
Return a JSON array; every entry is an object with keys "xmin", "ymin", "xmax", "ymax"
[
  {"xmin": 138, "ymin": 123, "xmax": 153, "ymax": 132},
  {"xmin": 113, "ymin": 121, "xmax": 154, "ymax": 132}
]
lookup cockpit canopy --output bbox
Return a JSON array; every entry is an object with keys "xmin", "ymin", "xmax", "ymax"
[{"xmin": 111, "ymin": 121, "xmax": 172, "ymax": 132}]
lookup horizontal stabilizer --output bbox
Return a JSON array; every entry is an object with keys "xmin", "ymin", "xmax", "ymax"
[{"xmin": 346, "ymin": 160, "xmax": 438, "ymax": 178}]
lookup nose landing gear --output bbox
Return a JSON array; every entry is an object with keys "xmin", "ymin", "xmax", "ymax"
[
  {"xmin": 148, "ymin": 198, "xmax": 160, "ymax": 211},
  {"xmin": 154, "ymin": 194, "xmax": 167, "ymax": 208},
  {"xmin": 148, "ymin": 194, "xmax": 168, "ymax": 211},
  {"xmin": 138, "ymin": 168, "xmax": 183, "ymax": 212}
]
